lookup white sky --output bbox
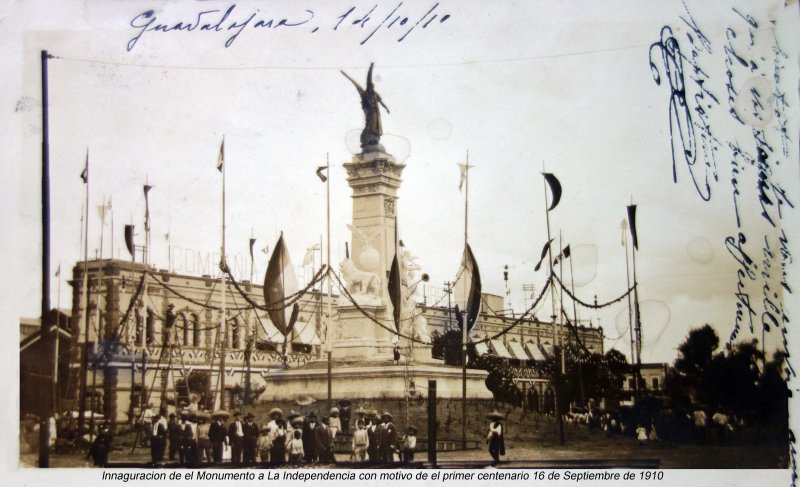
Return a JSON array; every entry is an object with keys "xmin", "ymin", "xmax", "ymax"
[
  {"xmin": 1, "ymin": 1, "xmax": 799, "ymax": 484},
  {"xmin": 2, "ymin": 1, "xmax": 798, "ymax": 368}
]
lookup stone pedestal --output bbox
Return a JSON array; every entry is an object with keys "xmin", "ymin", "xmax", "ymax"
[
  {"xmin": 261, "ymin": 362, "xmax": 492, "ymax": 401},
  {"xmin": 333, "ymin": 304, "xmax": 396, "ymax": 360}
]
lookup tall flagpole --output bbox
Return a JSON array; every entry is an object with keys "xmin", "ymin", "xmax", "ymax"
[
  {"xmin": 629, "ymin": 203, "xmax": 643, "ymax": 402},
  {"xmin": 461, "ymin": 150, "xmax": 469, "ymax": 451},
  {"xmin": 53, "ymin": 263, "xmax": 61, "ymax": 413},
  {"xmin": 542, "ymin": 169, "xmax": 565, "ymax": 445},
  {"xmin": 78, "ymin": 148, "xmax": 91, "ymax": 441},
  {"xmin": 325, "ymin": 153, "xmax": 332, "ymax": 409},
  {"xmin": 622, "ymin": 220, "xmax": 637, "ymax": 380},
  {"xmin": 217, "ymin": 136, "xmax": 227, "ymax": 411},
  {"xmin": 39, "ymin": 49, "xmax": 53, "ymax": 467}
]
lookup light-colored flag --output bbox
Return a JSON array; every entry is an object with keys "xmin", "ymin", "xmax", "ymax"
[
  {"xmin": 457, "ymin": 163, "xmax": 473, "ymax": 191},
  {"xmin": 216, "ymin": 138, "xmax": 225, "ymax": 172},
  {"xmin": 303, "ymin": 243, "xmax": 321, "ymax": 266}
]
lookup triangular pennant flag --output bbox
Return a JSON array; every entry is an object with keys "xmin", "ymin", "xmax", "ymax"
[
  {"xmin": 627, "ymin": 205, "xmax": 639, "ymax": 250},
  {"xmin": 55, "ymin": 264, "xmax": 61, "ymax": 278},
  {"xmin": 249, "ymin": 238, "xmax": 257, "ymax": 261},
  {"xmin": 143, "ymin": 185, "xmax": 153, "ymax": 231},
  {"xmin": 80, "ymin": 150, "xmax": 89, "ymax": 184},
  {"xmin": 216, "ymin": 138, "xmax": 225, "ymax": 172},
  {"xmin": 534, "ymin": 238, "xmax": 554, "ymax": 272},
  {"xmin": 316, "ymin": 166, "xmax": 328, "ymax": 182},
  {"xmin": 124, "ymin": 225, "xmax": 135, "ymax": 259},
  {"xmin": 553, "ymin": 244, "xmax": 571, "ymax": 266},
  {"xmin": 543, "ymin": 173, "xmax": 562, "ymax": 211}
]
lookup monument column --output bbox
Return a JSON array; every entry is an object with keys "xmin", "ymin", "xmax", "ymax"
[{"xmin": 343, "ymin": 151, "xmax": 405, "ymax": 292}]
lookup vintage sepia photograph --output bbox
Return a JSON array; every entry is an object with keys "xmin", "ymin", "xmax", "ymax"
[{"xmin": 4, "ymin": 0, "xmax": 798, "ymax": 483}]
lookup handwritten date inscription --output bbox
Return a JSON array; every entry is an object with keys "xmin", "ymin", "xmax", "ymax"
[{"xmin": 127, "ymin": 3, "xmax": 451, "ymax": 52}]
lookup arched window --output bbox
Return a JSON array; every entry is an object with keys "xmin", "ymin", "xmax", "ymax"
[{"xmin": 181, "ymin": 313, "xmax": 191, "ymax": 346}]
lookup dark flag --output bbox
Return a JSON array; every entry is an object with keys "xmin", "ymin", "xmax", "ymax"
[
  {"xmin": 543, "ymin": 173, "xmax": 562, "ymax": 211},
  {"xmin": 263, "ymin": 234, "xmax": 300, "ymax": 337},
  {"xmin": 80, "ymin": 150, "xmax": 88, "ymax": 183},
  {"xmin": 553, "ymin": 244, "xmax": 571, "ymax": 266},
  {"xmin": 316, "ymin": 166, "xmax": 328, "ymax": 182},
  {"xmin": 249, "ymin": 238, "xmax": 256, "ymax": 261},
  {"xmin": 388, "ymin": 253, "xmax": 402, "ymax": 334},
  {"xmin": 124, "ymin": 225, "xmax": 135, "ymax": 259},
  {"xmin": 143, "ymin": 184, "xmax": 153, "ymax": 231},
  {"xmin": 534, "ymin": 238, "xmax": 554, "ymax": 272},
  {"xmin": 454, "ymin": 244, "xmax": 482, "ymax": 332},
  {"xmin": 627, "ymin": 205, "xmax": 639, "ymax": 250}
]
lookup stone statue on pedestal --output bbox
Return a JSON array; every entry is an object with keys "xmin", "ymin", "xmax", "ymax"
[
  {"xmin": 341, "ymin": 63, "xmax": 390, "ymax": 152},
  {"xmin": 399, "ymin": 247, "xmax": 432, "ymax": 344},
  {"xmin": 340, "ymin": 259, "xmax": 382, "ymax": 306}
]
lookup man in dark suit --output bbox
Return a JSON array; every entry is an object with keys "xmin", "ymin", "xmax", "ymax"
[
  {"xmin": 366, "ymin": 413, "xmax": 381, "ymax": 463},
  {"xmin": 208, "ymin": 416, "xmax": 227, "ymax": 463},
  {"xmin": 314, "ymin": 416, "xmax": 335, "ymax": 464},
  {"xmin": 228, "ymin": 412, "xmax": 245, "ymax": 465},
  {"xmin": 302, "ymin": 412, "xmax": 318, "ymax": 463},
  {"xmin": 379, "ymin": 412, "xmax": 397, "ymax": 463},
  {"xmin": 242, "ymin": 413, "xmax": 260, "ymax": 465},
  {"xmin": 167, "ymin": 413, "xmax": 181, "ymax": 461}
]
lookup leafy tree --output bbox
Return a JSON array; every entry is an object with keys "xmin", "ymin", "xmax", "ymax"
[
  {"xmin": 430, "ymin": 329, "xmax": 465, "ymax": 365},
  {"xmin": 674, "ymin": 324, "xmax": 719, "ymax": 383}
]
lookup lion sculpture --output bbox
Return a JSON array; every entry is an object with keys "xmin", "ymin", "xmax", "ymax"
[{"xmin": 340, "ymin": 259, "xmax": 382, "ymax": 298}]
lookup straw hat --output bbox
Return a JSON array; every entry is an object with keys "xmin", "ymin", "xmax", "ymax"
[
  {"xmin": 380, "ymin": 411, "xmax": 393, "ymax": 421},
  {"xmin": 329, "ymin": 407, "xmax": 340, "ymax": 415},
  {"xmin": 287, "ymin": 410, "xmax": 300, "ymax": 420},
  {"xmin": 487, "ymin": 410, "xmax": 504, "ymax": 421},
  {"xmin": 268, "ymin": 407, "xmax": 284, "ymax": 418}
]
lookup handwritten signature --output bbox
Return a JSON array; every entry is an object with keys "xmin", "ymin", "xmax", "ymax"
[
  {"xmin": 127, "ymin": 3, "xmax": 451, "ymax": 52},
  {"xmin": 648, "ymin": 26, "xmax": 715, "ymax": 201}
]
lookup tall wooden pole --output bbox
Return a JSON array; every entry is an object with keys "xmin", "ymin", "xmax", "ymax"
[
  {"xmin": 39, "ymin": 49, "xmax": 53, "ymax": 468},
  {"xmin": 78, "ymin": 151, "xmax": 91, "ymax": 438},
  {"xmin": 461, "ymin": 151, "xmax": 469, "ymax": 450},
  {"xmin": 217, "ymin": 136, "xmax": 227, "ymax": 411},
  {"xmin": 325, "ymin": 153, "xmax": 332, "ymax": 409},
  {"xmin": 543, "ymin": 171, "xmax": 564, "ymax": 445}
]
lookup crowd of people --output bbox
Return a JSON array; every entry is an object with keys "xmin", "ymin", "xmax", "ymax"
[{"xmin": 140, "ymin": 406, "xmax": 419, "ymax": 467}]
